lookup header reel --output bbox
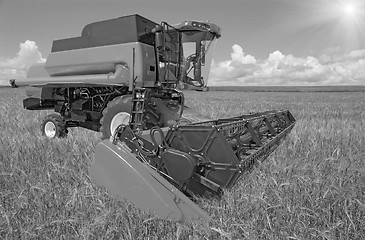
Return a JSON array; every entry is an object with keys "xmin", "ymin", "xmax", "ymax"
[{"xmin": 90, "ymin": 109, "xmax": 295, "ymax": 222}]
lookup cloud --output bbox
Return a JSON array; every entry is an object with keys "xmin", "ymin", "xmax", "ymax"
[
  {"xmin": 211, "ymin": 44, "xmax": 258, "ymax": 81},
  {"xmin": 209, "ymin": 44, "xmax": 365, "ymax": 86},
  {"xmin": 231, "ymin": 44, "xmax": 256, "ymax": 64},
  {"xmin": 0, "ymin": 40, "xmax": 45, "ymax": 80},
  {"xmin": 2, "ymin": 41, "xmax": 364, "ymax": 86}
]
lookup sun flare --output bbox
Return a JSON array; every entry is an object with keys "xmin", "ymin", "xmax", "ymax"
[
  {"xmin": 332, "ymin": 1, "xmax": 359, "ymax": 20},
  {"xmin": 344, "ymin": 3, "xmax": 355, "ymax": 16},
  {"xmin": 334, "ymin": 1, "xmax": 365, "ymax": 49},
  {"xmin": 290, "ymin": 0, "xmax": 365, "ymax": 53}
]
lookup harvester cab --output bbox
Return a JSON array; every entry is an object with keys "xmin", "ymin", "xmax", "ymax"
[
  {"xmin": 157, "ymin": 20, "xmax": 221, "ymax": 91},
  {"xmin": 17, "ymin": 15, "xmax": 295, "ymax": 223}
]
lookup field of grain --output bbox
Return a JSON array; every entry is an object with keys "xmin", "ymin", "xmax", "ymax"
[{"xmin": 0, "ymin": 87, "xmax": 364, "ymax": 239}]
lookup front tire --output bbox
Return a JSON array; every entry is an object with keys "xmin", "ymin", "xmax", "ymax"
[
  {"xmin": 99, "ymin": 96, "xmax": 132, "ymax": 140},
  {"xmin": 41, "ymin": 114, "xmax": 68, "ymax": 138}
]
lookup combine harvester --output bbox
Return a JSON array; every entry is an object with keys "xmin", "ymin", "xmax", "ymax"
[{"xmin": 17, "ymin": 15, "xmax": 295, "ymax": 223}]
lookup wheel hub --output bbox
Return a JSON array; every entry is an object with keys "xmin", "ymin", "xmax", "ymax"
[
  {"xmin": 110, "ymin": 112, "xmax": 130, "ymax": 136},
  {"xmin": 44, "ymin": 121, "xmax": 56, "ymax": 138}
]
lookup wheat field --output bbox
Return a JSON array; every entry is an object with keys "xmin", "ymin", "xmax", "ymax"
[{"xmin": 0, "ymin": 87, "xmax": 364, "ymax": 239}]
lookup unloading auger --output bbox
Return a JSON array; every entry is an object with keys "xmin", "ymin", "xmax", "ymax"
[{"xmin": 18, "ymin": 14, "xmax": 295, "ymax": 223}]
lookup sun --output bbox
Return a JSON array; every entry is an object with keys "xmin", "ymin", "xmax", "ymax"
[
  {"xmin": 343, "ymin": 2, "xmax": 357, "ymax": 18},
  {"xmin": 290, "ymin": 0, "xmax": 365, "ymax": 52},
  {"xmin": 323, "ymin": 1, "xmax": 362, "ymax": 21},
  {"xmin": 344, "ymin": 3, "xmax": 355, "ymax": 16}
]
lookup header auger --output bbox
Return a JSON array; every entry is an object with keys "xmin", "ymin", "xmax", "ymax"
[{"xmin": 18, "ymin": 14, "xmax": 295, "ymax": 223}]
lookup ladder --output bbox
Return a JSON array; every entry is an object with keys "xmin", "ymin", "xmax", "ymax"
[{"xmin": 130, "ymin": 88, "xmax": 147, "ymax": 133}]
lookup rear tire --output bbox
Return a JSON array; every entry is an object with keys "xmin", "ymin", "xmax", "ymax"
[
  {"xmin": 41, "ymin": 114, "xmax": 68, "ymax": 138},
  {"xmin": 99, "ymin": 96, "xmax": 132, "ymax": 140}
]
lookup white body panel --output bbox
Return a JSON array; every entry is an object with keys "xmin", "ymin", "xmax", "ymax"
[
  {"xmin": 20, "ymin": 42, "xmax": 156, "ymax": 88},
  {"xmin": 45, "ymin": 42, "xmax": 156, "ymax": 85}
]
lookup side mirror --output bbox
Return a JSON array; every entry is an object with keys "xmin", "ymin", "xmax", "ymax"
[
  {"xmin": 9, "ymin": 79, "xmax": 18, "ymax": 88},
  {"xmin": 153, "ymin": 25, "xmax": 164, "ymax": 49},
  {"xmin": 200, "ymin": 44, "xmax": 206, "ymax": 66}
]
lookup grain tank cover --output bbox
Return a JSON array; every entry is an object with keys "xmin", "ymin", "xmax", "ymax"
[{"xmin": 51, "ymin": 14, "xmax": 157, "ymax": 52}]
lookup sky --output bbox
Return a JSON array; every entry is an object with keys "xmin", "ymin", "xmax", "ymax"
[{"xmin": 1, "ymin": 0, "xmax": 365, "ymax": 86}]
